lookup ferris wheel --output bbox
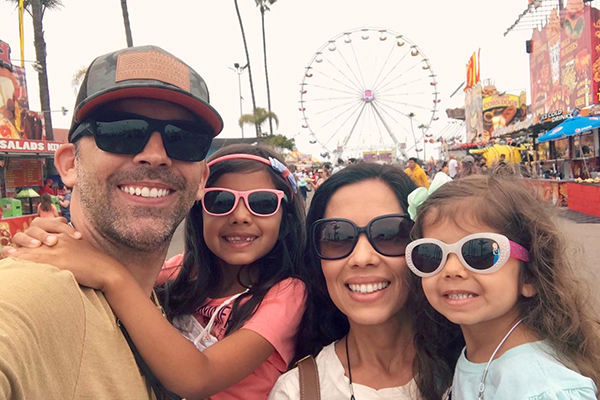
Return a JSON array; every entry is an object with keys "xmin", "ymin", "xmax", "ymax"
[{"xmin": 299, "ymin": 27, "xmax": 440, "ymax": 160}]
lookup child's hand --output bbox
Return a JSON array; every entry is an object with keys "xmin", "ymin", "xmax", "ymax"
[
  {"xmin": 2, "ymin": 217, "xmax": 81, "ymax": 254},
  {"xmin": 4, "ymin": 232, "xmax": 127, "ymax": 292}
]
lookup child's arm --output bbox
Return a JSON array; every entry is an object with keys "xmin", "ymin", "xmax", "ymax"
[
  {"xmin": 5, "ymin": 234, "xmax": 276, "ymax": 400},
  {"xmin": 106, "ymin": 269, "xmax": 276, "ymax": 399}
]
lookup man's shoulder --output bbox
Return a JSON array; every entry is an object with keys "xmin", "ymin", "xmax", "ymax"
[{"xmin": 0, "ymin": 258, "xmax": 83, "ymax": 303}]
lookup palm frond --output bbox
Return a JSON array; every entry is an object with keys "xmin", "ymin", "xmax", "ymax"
[{"xmin": 239, "ymin": 114, "xmax": 257, "ymax": 128}]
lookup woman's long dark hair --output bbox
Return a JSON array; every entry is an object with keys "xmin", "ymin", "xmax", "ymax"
[
  {"xmin": 39, "ymin": 193, "xmax": 53, "ymax": 212},
  {"xmin": 292, "ymin": 162, "xmax": 463, "ymax": 400},
  {"xmin": 159, "ymin": 144, "xmax": 306, "ymax": 336}
]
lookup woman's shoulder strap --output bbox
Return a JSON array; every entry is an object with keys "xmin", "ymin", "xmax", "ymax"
[{"xmin": 297, "ymin": 355, "xmax": 320, "ymax": 400}]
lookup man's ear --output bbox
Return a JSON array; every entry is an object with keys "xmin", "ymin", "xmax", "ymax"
[
  {"xmin": 195, "ymin": 162, "xmax": 210, "ymax": 201},
  {"xmin": 55, "ymin": 144, "xmax": 77, "ymax": 187}
]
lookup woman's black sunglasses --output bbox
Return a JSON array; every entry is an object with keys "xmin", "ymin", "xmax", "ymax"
[
  {"xmin": 311, "ymin": 214, "xmax": 414, "ymax": 260},
  {"xmin": 69, "ymin": 111, "xmax": 214, "ymax": 162}
]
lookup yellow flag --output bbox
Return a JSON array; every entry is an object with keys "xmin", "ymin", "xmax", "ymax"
[{"xmin": 19, "ymin": 0, "xmax": 24, "ymax": 67}]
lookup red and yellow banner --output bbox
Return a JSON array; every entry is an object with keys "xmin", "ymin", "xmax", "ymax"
[{"xmin": 465, "ymin": 49, "xmax": 481, "ymax": 91}]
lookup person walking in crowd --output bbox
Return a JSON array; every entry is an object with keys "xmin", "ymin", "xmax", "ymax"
[
  {"xmin": 0, "ymin": 45, "xmax": 223, "ymax": 399},
  {"xmin": 406, "ymin": 175, "xmax": 600, "ymax": 399},
  {"xmin": 404, "ymin": 157, "xmax": 429, "ymax": 188},
  {"xmin": 454, "ymin": 155, "xmax": 479, "ymax": 179},
  {"xmin": 38, "ymin": 178, "xmax": 56, "ymax": 196},
  {"xmin": 440, "ymin": 161, "xmax": 449, "ymax": 175},
  {"xmin": 7, "ymin": 144, "xmax": 309, "ymax": 400},
  {"xmin": 448, "ymin": 154, "xmax": 459, "ymax": 178},
  {"xmin": 57, "ymin": 184, "xmax": 72, "ymax": 223},
  {"xmin": 332, "ymin": 158, "xmax": 345, "ymax": 174},
  {"xmin": 269, "ymin": 163, "xmax": 462, "ymax": 400},
  {"xmin": 37, "ymin": 193, "xmax": 58, "ymax": 218},
  {"xmin": 313, "ymin": 167, "xmax": 330, "ymax": 190},
  {"xmin": 477, "ymin": 156, "xmax": 489, "ymax": 174},
  {"xmin": 296, "ymin": 167, "xmax": 311, "ymax": 201}
]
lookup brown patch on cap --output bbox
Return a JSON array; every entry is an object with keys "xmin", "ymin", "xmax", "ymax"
[{"xmin": 115, "ymin": 50, "xmax": 190, "ymax": 92}]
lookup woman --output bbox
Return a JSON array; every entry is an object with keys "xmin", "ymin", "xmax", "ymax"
[
  {"xmin": 313, "ymin": 168, "xmax": 330, "ymax": 190},
  {"xmin": 270, "ymin": 163, "xmax": 463, "ymax": 400}
]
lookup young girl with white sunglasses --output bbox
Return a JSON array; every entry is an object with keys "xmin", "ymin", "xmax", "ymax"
[
  {"xmin": 6, "ymin": 144, "xmax": 308, "ymax": 400},
  {"xmin": 406, "ymin": 174, "xmax": 599, "ymax": 399}
]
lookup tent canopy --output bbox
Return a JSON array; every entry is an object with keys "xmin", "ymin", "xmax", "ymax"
[
  {"xmin": 16, "ymin": 188, "xmax": 39, "ymax": 198},
  {"xmin": 537, "ymin": 116, "xmax": 600, "ymax": 143}
]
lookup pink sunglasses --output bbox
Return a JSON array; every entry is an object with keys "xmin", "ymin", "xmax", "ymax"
[{"xmin": 201, "ymin": 188, "xmax": 286, "ymax": 217}]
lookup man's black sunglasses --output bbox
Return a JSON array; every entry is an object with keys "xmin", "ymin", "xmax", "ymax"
[{"xmin": 70, "ymin": 111, "xmax": 214, "ymax": 162}]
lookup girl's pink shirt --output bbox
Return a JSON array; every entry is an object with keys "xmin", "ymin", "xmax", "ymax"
[{"xmin": 158, "ymin": 254, "xmax": 307, "ymax": 400}]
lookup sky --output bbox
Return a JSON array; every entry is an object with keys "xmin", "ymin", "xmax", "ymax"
[{"xmin": 0, "ymin": 0, "xmax": 537, "ymax": 160}]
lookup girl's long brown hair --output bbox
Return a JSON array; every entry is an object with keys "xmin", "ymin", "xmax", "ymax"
[{"xmin": 411, "ymin": 174, "xmax": 600, "ymax": 387}]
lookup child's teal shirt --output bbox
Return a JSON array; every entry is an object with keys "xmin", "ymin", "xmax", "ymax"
[{"xmin": 452, "ymin": 341, "xmax": 597, "ymax": 400}]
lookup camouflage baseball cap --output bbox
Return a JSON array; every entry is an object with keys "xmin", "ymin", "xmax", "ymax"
[{"xmin": 69, "ymin": 45, "xmax": 223, "ymax": 141}]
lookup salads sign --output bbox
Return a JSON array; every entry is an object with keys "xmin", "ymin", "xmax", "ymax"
[{"xmin": 0, "ymin": 138, "xmax": 62, "ymax": 154}]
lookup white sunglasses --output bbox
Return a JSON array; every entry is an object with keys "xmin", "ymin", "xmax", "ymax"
[{"xmin": 406, "ymin": 232, "xmax": 529, "ymax": 278}]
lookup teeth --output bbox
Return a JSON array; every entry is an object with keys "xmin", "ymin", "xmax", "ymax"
[
  {"xmin": 348, "ymin": 281, "xmax": 390, "ymax": 294},
  {"xmin": 447, "ymin": 293, "xmax": 475, "ymax": 300},
  {"xmin": 120, "ymin": 186, "xmax": 171, "ymax": 198},
  {"xmin": 224, "ymin": 236, "xmax": 256, "ymax": 243}
]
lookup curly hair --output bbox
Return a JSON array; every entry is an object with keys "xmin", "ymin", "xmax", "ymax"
[{"xmin": 411, "ymin": 174, "xmax": 600, "ymax": 387}]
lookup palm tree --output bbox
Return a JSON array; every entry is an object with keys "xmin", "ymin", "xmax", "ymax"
[
  {"xmin": 233, "ymin": 0, "xmax": 259, "ymax": 136},
  {"xmin": 71, "ymin": 65, "xmax": 88, "ymax": 91},
  {"xmin": 255, "ymin": 0, "xmax": 277, "ymax": 136},
  {"xmin": 7, "ymin": 0, "xmax": 62, "ymax": 141},
  {"xmin": 239, "ymin": 107, "xmax": 278, "ymax": 137},
  {"xmin": 120, "ymin": 0, "xmax": 134, "ymax": 47}
]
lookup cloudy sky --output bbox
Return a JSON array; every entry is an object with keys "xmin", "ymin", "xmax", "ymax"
[{"xmin": 0, "ymin": 0, "xmax": 537, "ymax": 158}]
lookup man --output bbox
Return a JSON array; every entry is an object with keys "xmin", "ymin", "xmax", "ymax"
[
  {"xmin": 0, "ymin": 45, "xmax": 222, "ymax": 399},
  {"xmin": 38, "ymin": 178, "xmax": 56, "ymax": 195},
  {"xmin": 448, "ymin": 153, "xmax": 458, "ymax": 178},
  {"xmin": 404, "ymin": 157, "xmax": 429, "ymax": 188},
  {"xmin": 331, "ymin": 158, "xmax": 345, "ymax": 174}
]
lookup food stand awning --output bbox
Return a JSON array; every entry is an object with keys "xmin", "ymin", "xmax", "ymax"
[{"xmin": 537, "ymin": 116, "xmax": 600, "ymax": 143}]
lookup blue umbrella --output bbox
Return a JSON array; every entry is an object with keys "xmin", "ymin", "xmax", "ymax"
[{"xmin": 538, "ymin": 116, "xmax": 600, "ymax": 143}]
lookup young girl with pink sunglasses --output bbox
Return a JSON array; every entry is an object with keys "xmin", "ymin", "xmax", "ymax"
[
  {"xmin": 406, "ymin": 174, "xmax": 599, "ymax": 399},
  {"xmin": 6, "ymin": 144, "xmax": 308, "ymax": 400}
]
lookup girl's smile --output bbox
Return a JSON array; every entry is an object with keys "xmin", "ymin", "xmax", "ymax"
[
  {"xmin": 420, "ymin": 218, "xmax": 533, "ymax": 329},
  {"xmin": 321, "ymin": 179, "xmax": 410, "ymax": 326},
  {"xmin": 203, "ymin": 171, "xmax": 283, "ymax": 268}
]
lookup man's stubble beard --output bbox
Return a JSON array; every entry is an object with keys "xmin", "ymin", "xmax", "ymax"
[{"xmin": 75, "ymin": 160, "xmax": 198, "ymax": 252}]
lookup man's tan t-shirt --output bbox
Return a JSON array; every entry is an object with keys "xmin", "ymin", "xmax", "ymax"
[{"xmin": 0, "ymin": 259, "xmax": 155, "ymax": 400}]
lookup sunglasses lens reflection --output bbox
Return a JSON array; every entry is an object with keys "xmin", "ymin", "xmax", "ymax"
[
  {"xmin": 203, "ymin": 191, "xmax": 236, "ymax": 215},
  {"xmin": 462, "ymin": 238, "xmax": 498, "ymax": 270},
  {"xmin": 370, "ymin": 217, "xmax": 411, "ymax": 256},
  {"xmin": 411, "ymin": 243, "xmax": 443, "ymax": 273},
  {"xmin": 96, "ymin": 118, "xmax": 149, "ymax": 154},
  {"xmin": 315, "ymin": 220, "xmax": 356, "ymax": 259},
  {"xmin": 247, "ymin": 191, "xmax": 280, "ymax": 215}
]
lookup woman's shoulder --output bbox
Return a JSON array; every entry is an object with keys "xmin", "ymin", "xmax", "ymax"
[{"xmin": 268, "ymin": 343, "xmax": 342, "ymax": 399}]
